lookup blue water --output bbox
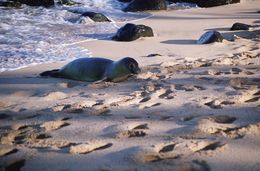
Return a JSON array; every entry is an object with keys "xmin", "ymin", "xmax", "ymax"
[{"xmin": 0, "ymin": 0, "xmax": 196, "ymax": 72}]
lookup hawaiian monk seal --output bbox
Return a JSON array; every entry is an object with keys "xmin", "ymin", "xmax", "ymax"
[{"xmin": 40, "ymin": 57, "xmax": 141, "ymax": 82}]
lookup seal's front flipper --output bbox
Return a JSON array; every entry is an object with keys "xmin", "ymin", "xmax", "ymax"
[
  {"xmin": 40, "ymin": 69, "xmax": 62, "ymax": 78},
  {"xmin": 93, "ymin": 77, "xmax": 108, "ymax": 84}
]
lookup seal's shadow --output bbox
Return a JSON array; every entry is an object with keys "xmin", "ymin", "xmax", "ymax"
[{"xmin": 161, "ymin": 39, "xmax": 197, "ymax": 45}]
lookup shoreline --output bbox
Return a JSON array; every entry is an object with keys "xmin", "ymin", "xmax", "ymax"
[
  {"xmin": 1, "ymin": 0, "xmax": 259, "ymax": 77},
  {"xmin": 0, "ymin": 1, "xmax": 260, "ymax": 171}
]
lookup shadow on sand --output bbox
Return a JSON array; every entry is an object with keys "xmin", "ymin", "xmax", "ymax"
[{"xmin": 161, "ymin": 39, "xmax": 197, "ymax": 45}]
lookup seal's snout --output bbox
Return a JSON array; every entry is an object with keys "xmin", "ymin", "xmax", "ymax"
[
  {"xmin": 134, "ymin": 67, "xmax": 141, "ymax": 74},
  {"xmin": 129, "ymin": 63, "xmax": 141, "ymax": 74}
]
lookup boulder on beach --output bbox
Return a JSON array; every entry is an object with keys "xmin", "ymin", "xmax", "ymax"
[
  {"xmin": 167, "ymin": 0, "xmax": 240, "ymax": 7},
  {"xmin": 13, "ymin": 0, "xmax": 54, "ymax": 7},
  {"xmin": 124, "ymin": 0, "xmax": 167, "ymax": 12},
  {"xmin": 230, "ymin": 22, "xmax": 252, "ymax": 31},
  {"xmin": 57, "ymin": 0, "xmax": 82, "ymax": 6},
  {"xmin": 113, "ymin": 23, "xmax": 154, "ymax": 41},
  {"xmin": 81, "ymin": 12, "xmax": 111, "ymax": 22},
  {"xmin": 197, "ymin": 31, "xmax": 223, "ymax": 44},
  {"xmin": 118, "ymin": 0, "xmax": 132, "ymax": 2},
  {"xmin": 0, "ymin": 1, "xmax": 21, "ymax": 8}
]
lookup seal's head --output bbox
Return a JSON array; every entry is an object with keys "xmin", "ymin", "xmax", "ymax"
[{"xmin": 121, "ymin": 57, "xmax": 141, "ymax": 74}]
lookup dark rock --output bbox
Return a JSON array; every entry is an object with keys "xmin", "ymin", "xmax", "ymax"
[
  {"xmin": 57, "ymin": 0, "xmax": 82, "ymax": 6},
  {"xmin": 197, "ymin": 31, "xmax": 223, "ymax": 44},
  {"xmin": 113, "ymin": 23, "xmax": 154, "ymax": 41},
  {"xmin": 230, "ymin": 22, "xmax": 252, "ymax": 31},
  {"xmin": 118, "ymin": 0, "xmax": 132, "ymax": 2},
  {"xmin": 14, "ymin": 0, "xmax": 54, "ymax": 7},
  {"xmin": 124, "ymin": 0, "xmax": 167, "ymax": 12},
  {"xmin": 0, "ymin": 1, "xmax": 21, "ymax": 8},
  {"xmin": 81, "ymin": 12, "xmax": 111, "ymax": 22},
  {"xmin": 4, "ymin": 159, "xmax": 25, "ymax": 171},
  {"xmin": 167, "ymin": 0, "xmax": 240, "ymax": 8}
]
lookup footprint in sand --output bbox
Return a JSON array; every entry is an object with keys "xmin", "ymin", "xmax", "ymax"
[
  {"xmin": 139, "ymin": 96, "xmax": 151, "ymax": 103},
  {"xmin": 230, "ymin": 67, "xmax": 243, "ymax": 74},
  {"xmin": 52, "ymin": 100, "xmax": 98, "ymax": 112},
  {"xmin": 0, "ymin": 122, "xmax": 78, "ymax": 150},
  {"xmin": 0, "ymin": 146, "xmax": 18, "ymax": 157},
  {"xmin": 180, "ymin": 115, "xmax": 201, "ymax": 122},
  {"xmin": 158, "ymin": 143, "xmax": 176, "ymax": 153},
  {"xmin": 0, "ymin": 101, "xmax": 12, "ymax": 109},
  {"xmin": 0, "ymin": 125, "xmax": 51, "ymax": 146},
  {"xmin": 173, "ymin": 84, "xmax": 206, "ymax": 92},
  {"xmin": 134, "ymin": 142, "xmax": 187, "ymax": 163},
  {"xmin": 160, "ymin": 115, "xmax": 175, "ymax": 121},
  {"xmin": 52, "ymin": 101, "xmax": 110, "ymax": 115},
  {"xmin": 109, "ymin": 96, "xmax": 136, "ymax": 107},
  {"xmin": 241, "ymin": 70, "xmax": 255, "ymax": 75},
  {"xmin": 134, "ymin": 138, "xmax": 225, "ymax": 164},
  {"xmin": 231, "ymin": 88, "xmax": 260, "ymax": 104},
  {"xmin": 138, "ymin": 86, "xmax": 174, "ymax": 109},
  {"xmin": 208, "ymin": 115, "xmax": 236, "ymax": 124},
  {"xmin": 204, "ymin": 99, "xmax": 235, "ymax": 109},
  {"xmin": 142, "ymin": 53, "xmax": 163, "ymax": 58},
  {"xmin": 28, "ymin": 139, "xmax": 76, "ymax": 149},
  {"xmin": 207, "ymin": 69, "xmax": 221, "ymax": 76},
  {"xmin": 133, "ymin": 146, "xmax": 161, "ymax": 163},
  {"xmin": 69, "ymin": 141, "xmax": 112, "ymax": 154},
  {"xmin": 188, "ymin": 140, "xmax": 226, "ymax": 153},
  {"xmin": 117, "ymin": 123, "xmax": 149, "ymax": 138},
  {"xmin": 137, "ymin": 71, "xmax": 162, "ymax": 81},
  {"xmin": 197, "ymin": 116, "xmax": 260, "ymax": 139},
  {"xmin": 137, "ymin": 93, "xmax": 161, "ymax": 109},
  {"xmin": 124, "ymin": 116, "xmax": 143, "ymax": 120},
  {"xmin": 174, "ymin": 160, "xmax": 211, "ymax": 171},
  {"xmin": 244, "ymin": 96, "xmax": 260, "ymax": 103},
  {"xmin": 134, "ymin": 145, "xmax": 211, "ymax": 170},
  {"xmin": 40, "ymin": 120, "xmax": 70, "ymax": 131},
  {"xmin": 160, "ymin": 62, "xmax": 191, "ymax": 74},
  {"xmin": 142, "ymin": 82, "xmax": 163, "ymax": 93},
  {"xmin": 12, "ymin": 113, "xmax": 39, "ymax": 121},
  {"xmin": 1, "ymin": 130, "xmax": 21, "ymax": 145},
  {"xmin": 11, "ymin": 123, "xmax": 33, "ymax": 131},
  {"xmin": 156, "ymin": 88, "xmax": 175, "ymax": 99},
  {"xmin": 229, "ymin": 77, "xmax": 260, "ymax": 90},
  {"xmin": 197, "ymin": 118, "xmax": 237, "ymax": 135},
  {"xmin": 220, "ymin": 123, "xmax": 260, "ymax": 139},
  {"xmin": 42, "ymin": 91, "xmax": 67, "ymax": 101},
  {"xmin": 161, "ymin": 142, "xmax": 184, "ymax": 157},
  {"xmin": 173, "ymin": 84, "xmax": 194, "ymax": 91}
]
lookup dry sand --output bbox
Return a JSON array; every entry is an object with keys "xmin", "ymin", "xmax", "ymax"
[{"xmin": 0, "ymin": 0, "xmax": 260, "ymax": 171}]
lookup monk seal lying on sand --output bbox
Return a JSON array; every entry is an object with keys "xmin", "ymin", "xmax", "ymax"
[{"xmin": 40, "ymin": 57, "xmax": 141, "ymax": 82}]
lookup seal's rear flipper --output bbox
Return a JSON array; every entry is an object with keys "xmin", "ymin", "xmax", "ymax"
[{"xmin": 40, "ymin": 69, "xmax": 62, "ymax": 78}]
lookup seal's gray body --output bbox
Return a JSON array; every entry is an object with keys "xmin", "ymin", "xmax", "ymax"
[
  {"xmin": 40, "ymin": 57, "xmax": 140, "ymax": 82},
  {"xmin": 60, "ymin": 58, "xmax": 112, "ymax": 82}
]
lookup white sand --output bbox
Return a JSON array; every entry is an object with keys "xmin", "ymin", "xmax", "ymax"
[{"xmin": 0, "ymin": 1, "xmax": 260, "ymax": 171}]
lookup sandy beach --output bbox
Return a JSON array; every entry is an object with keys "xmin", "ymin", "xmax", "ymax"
[{"xmin": 0, "ymin": 0, "xmax": 260, "ymax": 170}]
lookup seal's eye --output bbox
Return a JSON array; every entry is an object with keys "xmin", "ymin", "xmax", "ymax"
[{"xmin": 129, "ymin": 63, "xmax": 135, "ymax": 70}]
